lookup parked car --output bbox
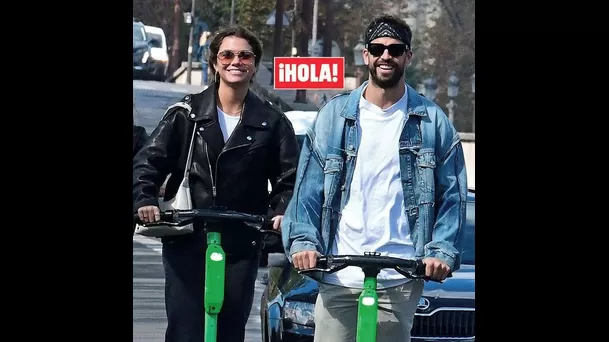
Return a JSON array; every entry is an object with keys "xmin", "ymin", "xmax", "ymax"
[
  {"xmin": 144, "ymin": 25, "xmax": 169, "ymax": 81},
  {"xmin": 259, "ymin": 141, "xmax": 476, "ymax": 342},
  {"xmin": 133, "ymin": 20, "xmax": 153, "ymax": 80}
]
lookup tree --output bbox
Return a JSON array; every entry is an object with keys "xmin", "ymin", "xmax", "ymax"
[
  {"xmin": 320, "ymin": 0, "xmax": 392, "ymax": 65},
  {"xmin": 236, "ymin": 0, "xmax": 277, "ymax": 58},
  {"xmin": 272, "ymin": 0, "xmax": 286, "ymax": 58},
  {"xmin": 421, "ymin": 0, "xmax": 475, "ymax": 132}
]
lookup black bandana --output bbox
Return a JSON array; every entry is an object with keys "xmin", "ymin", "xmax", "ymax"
[{"xmin": 365, "ymin": 21, "xmax": 411, "ymax": 49}]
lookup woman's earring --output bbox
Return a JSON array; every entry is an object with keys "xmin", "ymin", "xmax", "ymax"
[{"xmin": 214, "ymin": 71, "xmax": 219, "ymax": 83}]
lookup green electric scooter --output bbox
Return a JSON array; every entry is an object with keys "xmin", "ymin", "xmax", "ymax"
[
  {"xmin": 134, "ymin": 208, "xmax": 279, "ymax": 342},
  {"xmin": 298, "ymin": 252, "xmax": 451, "ymax": 342}
]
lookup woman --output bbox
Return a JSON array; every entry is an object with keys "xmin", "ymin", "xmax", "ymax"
[{"xmin": 133, "ymin": 25, "xmax": 300, "ymax": 342}]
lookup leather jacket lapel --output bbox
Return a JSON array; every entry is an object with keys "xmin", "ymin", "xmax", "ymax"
[{"xmin": 191, "ymin": 87, "xmax": 225, "ymax": 161}]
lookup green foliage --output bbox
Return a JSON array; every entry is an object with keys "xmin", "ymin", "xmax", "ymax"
[{"xmin": 236, "ymin": 0, "xmax": 277, "ymax": 56}]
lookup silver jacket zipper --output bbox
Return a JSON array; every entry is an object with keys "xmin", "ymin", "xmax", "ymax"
[{"xmin": 202, "ymin": 103, "xmax": 251, "ymax": 207}]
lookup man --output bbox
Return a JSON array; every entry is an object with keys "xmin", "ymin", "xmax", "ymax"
[{"xmin": 281, "ymin": 15, "xmax": 467, "ymax": 342}]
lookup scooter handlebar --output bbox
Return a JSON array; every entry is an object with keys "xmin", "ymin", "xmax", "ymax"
[
  {"xmin": 298, "ymin": 252, "xmax": 452, "ymax": 283},
  {"xmin": 133, "ymin": 209, "xmax": 280, "ymax": 236}
]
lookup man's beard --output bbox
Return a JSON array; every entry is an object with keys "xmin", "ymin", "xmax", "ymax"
[{"xmin": 368, "ymin": 61, "xmax": 405, "ymax": 89}]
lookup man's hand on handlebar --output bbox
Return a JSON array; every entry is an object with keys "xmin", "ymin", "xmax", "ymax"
[
  {"xmin": 138, "ymin": 205, "xmax": 161, "ymax": 224},
  {"xmin": 271, "ymin": 215, "xmax": 283, "ymax": 232},
  {"xmin": 292, "ymin": 250, "xmax": 321, "ymax": 270},
  {"xmin": 422, "ymin": 257, "xmax": 451, "ymax": 281}
]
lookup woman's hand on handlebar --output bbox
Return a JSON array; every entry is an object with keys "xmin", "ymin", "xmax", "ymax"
[
  {"xmin": 422, "ymin": 257, "xmax": 451, "ymax": 281},
  {"xmin": 292, "ymin": 250, "xmax": 321, "ymax": 270},
  {"xmin": 271, "ymin": 215, "xmax": 283, "ymax": 232},
  {"xmin": 137, "ymin": 205, "xmax": 161, "ymax": 224}
]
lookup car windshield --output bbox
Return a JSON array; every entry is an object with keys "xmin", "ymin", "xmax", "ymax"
[
  {"xmin": 461, "ymin": 200, "xmax": 475, "ymax": 265},
  {"xmin": 147, "ymin": 32, "xmax": 164, "ymax": 48},
  {"xmin": 133, "ymin": 24, "xmax": 146, "ymax": 42}
]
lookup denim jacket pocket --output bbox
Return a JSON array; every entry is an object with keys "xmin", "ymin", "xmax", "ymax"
[
  {"xmin": 416, "ymin": 149, "xmax": 436, "ymax": 199},
  {"xmin": 323, "ymin": 154, "xmax": 344, "ymax": 203}
]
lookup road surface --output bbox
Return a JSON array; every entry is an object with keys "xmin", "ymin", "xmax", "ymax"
[
  {"xmin": 133, "ymin": 80, "xmax": 205, "ymax": 133},
  {"xmin": 133, "ymin": 80, "xmax": 265, "ymax": 342}
]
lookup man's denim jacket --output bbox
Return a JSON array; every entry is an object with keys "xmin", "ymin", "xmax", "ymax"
[{"xmin": 281, "ymin": 81, "xmax": 468, "ymax": 272}]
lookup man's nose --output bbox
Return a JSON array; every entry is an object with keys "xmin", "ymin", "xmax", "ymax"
[{"xmin": 380, "ymin": 49, "xmax": 392, "ymax": 60}]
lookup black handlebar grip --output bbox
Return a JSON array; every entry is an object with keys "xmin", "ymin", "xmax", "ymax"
[
  {"xmin": 133, "ymin": 211, "xmax": 174, "ymax": 224},
  {"xmin": 160, "ymin": 211, "xmax": 174, "ymax": 221},
  {"xmin": 416, "ymin": 259, "xmax": 453, "ymax": 283},
  {"xmin": 263, "ymin": 219, "xmax": 274, "ymax": 230},
  {"xmin": 415, "ymin": 259, "xmax": 426, "ymax": 276}
]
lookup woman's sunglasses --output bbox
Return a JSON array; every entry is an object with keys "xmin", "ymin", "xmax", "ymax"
[
  {"xmin": 217, "ymin": 50, "xmax": 256, "ymax": 65},
  {"xmin": 366, "ymin": 43, "xmax": 409, "ymax": 57}
]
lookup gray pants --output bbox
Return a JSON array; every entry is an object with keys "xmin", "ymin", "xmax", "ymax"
[{"xmin": 313, "ymin": 280, "xmax": 424, "ymax": 342}]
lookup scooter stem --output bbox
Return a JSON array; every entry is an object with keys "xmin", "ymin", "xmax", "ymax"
[
  {"xmin": 356, "ymin": 276, "xmax": 379, "ymax": 342},
  {"xmin": 204, "ymin": 232, "xmax": 225, "ymax": 342}
]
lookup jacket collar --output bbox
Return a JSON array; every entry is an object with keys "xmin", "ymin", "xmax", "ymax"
[
  {"xmin": 188, "ymin": 85, "xmax": 270, "ymax": 129},
  {"xmin": 340, "ymin": 81, "xmax": 428, "ymax": 121}
]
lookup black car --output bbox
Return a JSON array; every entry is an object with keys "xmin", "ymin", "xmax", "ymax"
[
  {"xmin": 259, "ymin": 189, "xmax": 475, "ymax": 342},
  {"xmin": 133, "ymin": 20, "xmax": 154, "ymax": 79}
]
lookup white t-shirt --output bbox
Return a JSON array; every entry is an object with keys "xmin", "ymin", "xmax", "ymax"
[
  {"xmin": 217, "ymin": 106, "xmax": 241, "ymax": 142},
  {"xmin": 322, "ymin": 87, "xmax": 415, "ymax": 289}
]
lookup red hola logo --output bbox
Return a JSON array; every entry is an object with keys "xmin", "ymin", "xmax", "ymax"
[{"xmin": 273, "ymin": 57, "xmax": 345, "ymax": 90}]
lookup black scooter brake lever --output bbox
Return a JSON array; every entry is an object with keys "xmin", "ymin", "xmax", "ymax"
[
  {"xmin": 395, "ymin": 265, "xmax": 452, "ymax": 283},
  {"xmin": 298, "ymin": 262, "xmax": 348, "ymax": 275},
  {"xmin": 140, "ymin": 218, "xmax": 194, "ymax": 227},
  {"xmin": 298, "ymin": 267, "xmax": 330, "ymax": 274}
]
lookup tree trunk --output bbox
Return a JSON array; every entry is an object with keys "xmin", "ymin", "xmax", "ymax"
[
  {"xmin": 322, "ymin": 0, "xmax": 333, "ymax": 57},
  {"xmin": 169, "ymin": 0, "xmax": 182, "ymax": 74},
  {"xmin": 295, "ymin": 0, "xmax": 312, "ymax": 103},
  {"xmin": 273, "ymin": 0, "xmax": 285, "ymax": 57}
]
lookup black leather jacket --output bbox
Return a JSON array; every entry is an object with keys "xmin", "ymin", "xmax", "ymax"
[
  {"xmin": 132, "ymin": 125, "xmax": 148, "ymax": 158},
  {"xmin": 133, "ymin": 87, "xmax": 300, "ymax": 257}
]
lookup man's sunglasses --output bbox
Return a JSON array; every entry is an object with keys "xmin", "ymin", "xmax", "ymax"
[
  {"xmin": 217, "ymin": 50, "xmax": 256, "ymax": 65},
  {"xmin": 366, "ymin": 43, "xmax": 409, "ymax": 57}
]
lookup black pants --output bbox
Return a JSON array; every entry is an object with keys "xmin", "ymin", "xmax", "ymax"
[{"xmin": 161, "ymin": 232, "xmax": 260, "ymax": 342}]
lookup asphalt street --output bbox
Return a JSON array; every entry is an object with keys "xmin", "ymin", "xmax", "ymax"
[
  {"xmin": 133, "ymin": 80, "xmax": 267, "ymax": 342},
  {"xmin": 133, "ymin": 80, "xmax": 205, "ymax": 133}
]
